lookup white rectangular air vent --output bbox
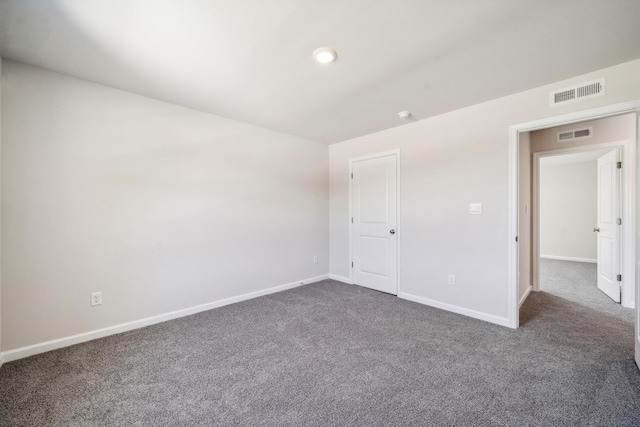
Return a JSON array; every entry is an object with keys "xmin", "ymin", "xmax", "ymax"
[
  {"xmin": 557, "ymin": 126, "xmax": 593, "ymax": 143},
  {"xmin": 550, "ymin": 78, "xmax": 605, "ymax": 107}
]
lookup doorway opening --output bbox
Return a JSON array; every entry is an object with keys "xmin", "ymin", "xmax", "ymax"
[
  {"xmin": 537, "ymin": 147, "xmax": 622, "ymax": 307},
  {"xmin": 509, "ymin": 104, "xmax": 639, "ymax": 327},
  {"xmin": 509, "ymin": 101, "xmax": 640, "ymax": 365},
  {"xmin": 525, "ymin": 114, "xmax": 636, "ymax": 309}
]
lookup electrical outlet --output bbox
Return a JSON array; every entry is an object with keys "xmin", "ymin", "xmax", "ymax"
[
  {"xmin": 91, "ymin": 292, "xmax": 102, "ymax": 306},
  {"xmin": 448, "ymin": 275, "xmax": 455, "ymax": 286},
  {"xmin": 313, "ymin": 255, "xmax": 318, "ymax": 264}
]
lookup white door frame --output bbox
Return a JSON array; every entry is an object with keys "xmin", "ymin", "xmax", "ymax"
[
  {"xmin": 508, "ymin": 100, "xmax": 640, "ymax": 329},
  {"xmin": 532, "ymin": 143, "xmax": 629, "ymax": 302},
  {"xmin": 349, "ymin": 149, "xmax": 401, "ymax": 294}
]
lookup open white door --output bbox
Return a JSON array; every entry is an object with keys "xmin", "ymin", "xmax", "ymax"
[
  {"xmin": 351, "ymin": 153, "xmax": 398, "ymax": 295},
  {"xmin": 596, "ymin": 149, "xmax": 621, "ymax": 303}
]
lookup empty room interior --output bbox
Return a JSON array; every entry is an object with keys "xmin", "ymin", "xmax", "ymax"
[{"xmin": 1, "ymin": 1, "xmax": 640, "ymax": 425}]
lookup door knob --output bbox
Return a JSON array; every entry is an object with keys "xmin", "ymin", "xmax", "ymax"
[
  {"xmin": 390, "ymin": 229, "xmax": 395, "ymax": 234},
  {"xmin": 593, "ymin": 227, "xmax": 600, "ymax": 232}
]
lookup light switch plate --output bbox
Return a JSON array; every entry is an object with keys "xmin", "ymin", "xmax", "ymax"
[{"xmin": 469, "ymin": 203, "xmax": 483, "ymax": 215}]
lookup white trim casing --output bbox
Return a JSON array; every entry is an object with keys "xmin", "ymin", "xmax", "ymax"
[
  {"xmin": 508, "ymin": 100, "xmax": 640, "ymax": 329},
  {"xmin": 399, "ymin": 292, "xmax": 511, "ymax": 327},
  {"xmin": 636, "ymin": 113, "xmax": 640, "ymax": 366},
  {"xmin": 508, "ymin": 126, "xmax": 519, "ymax": 328},
  {"xmin": 0, "ymin": 57, "xmax": 3, "ymax": 369},
  {"xmin": 0, "ymin": 274, "xmax": 329, "ymax": 364},
  {"xmin": 348, "ymin": 149, "xmax": 401, "ymax": 295}
]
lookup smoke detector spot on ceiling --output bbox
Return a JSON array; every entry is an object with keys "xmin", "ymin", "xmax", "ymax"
[
  {"xmin": 398, "ymin": 111, "xmax": 411, "ymax": 119},
  {"xmin": 550, "ymin": 78, "xmax": 605, "ymax": 107}
]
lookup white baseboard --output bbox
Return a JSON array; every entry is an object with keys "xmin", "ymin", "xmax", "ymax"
[
  {"xmin": 540, "ymin": 254, "xmax": 597, "ymax": 263},
  {"xmin": 329, "ymin": 274, "xmax": 352, "ymax": 284},
  {"xmin": 398, "ymin": 292, "xmax": 511, "ymax": 328},
  {"xmin": 519, "ymin": 285, "xmax": 533, "ymax": 308},
  {"xmin": 0, "ymin": 274, "xmax": 329, "ymax": 365}
]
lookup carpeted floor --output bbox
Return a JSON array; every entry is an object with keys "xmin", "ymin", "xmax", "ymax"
[
  {"xmin": 538, "ymin": 258, "xmax": 634, "ymax": 321},
  {"xmin": 0, "ymin": 269, "xmax": 638, "ymax": 426}
]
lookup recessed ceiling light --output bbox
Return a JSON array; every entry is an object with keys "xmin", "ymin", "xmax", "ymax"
[
  {"xmin": 313, "ymin": 47, "xmax": 337, "ymax": 64},
  {"xmin": 398, "ymin": 111, "xmax": 411, "ymax": 119}
]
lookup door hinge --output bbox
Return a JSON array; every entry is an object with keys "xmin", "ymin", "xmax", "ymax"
[
  {"xmin": 515, "ymin": 236, "xmax": 518, "ymax": 242},
  {"xmin": 351, "ymin": 172, "xmax": 353, "ymax": 179},
  {"xmin": 351, "ymin": 262, "xmax": 354, "ymax": 268},
  {"xmin": 617, "ymin": 218, "xmax": 622, "ymax": 225},
  {"xmin": 617, "ymin": 161, "xmax": 622, "ymax": 169},
  {"xmin": 351, "ymin": 217, "xmax": 353, "ymax": 223},
  {"xmin": 617, "ymin": 274, "xmax": 622, "ymax": 282}
]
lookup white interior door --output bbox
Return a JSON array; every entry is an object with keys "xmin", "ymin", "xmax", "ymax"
[
  {"xmin": 596, "ymin": 149, "xmax": 621, "ymax": 303},
  {"xmin": 351, "ymin": 153, "xmax": 398, "ymax": 295}
]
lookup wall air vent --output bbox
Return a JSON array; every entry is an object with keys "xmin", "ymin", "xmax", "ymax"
[
  {"xmin": 556, "ymin": 127, "xmax": 593, "ymax": 143},
  {"xmin": 550, "ymin": 78, "xmax": 605, "ymax": 107}
]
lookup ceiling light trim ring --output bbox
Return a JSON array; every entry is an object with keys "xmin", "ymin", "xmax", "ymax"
[{"xmin": 313, "ymin": 47, "xmax": 337, "ymax": 64}]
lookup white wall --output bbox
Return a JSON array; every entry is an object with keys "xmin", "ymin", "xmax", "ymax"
[
  {"xmin": 1, "ymin": 61, "xmax": 329, "ymax": 352},
  {"xmin": 330, "ymin": 58, "xmax": 640, "ymax": 325},
  {"xmin": 539, "ymin": 161, "xmax": 597, "ymax": 262}
]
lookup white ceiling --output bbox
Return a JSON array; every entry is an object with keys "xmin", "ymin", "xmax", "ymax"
[{"xmin": 2, "ymin": 1, "xmax": 640, "ymax": 144}]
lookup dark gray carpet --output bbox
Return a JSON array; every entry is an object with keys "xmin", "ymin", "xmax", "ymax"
[{"xmin": 1, "ymin": 275, "xmax": 639, "ymax": 426}]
